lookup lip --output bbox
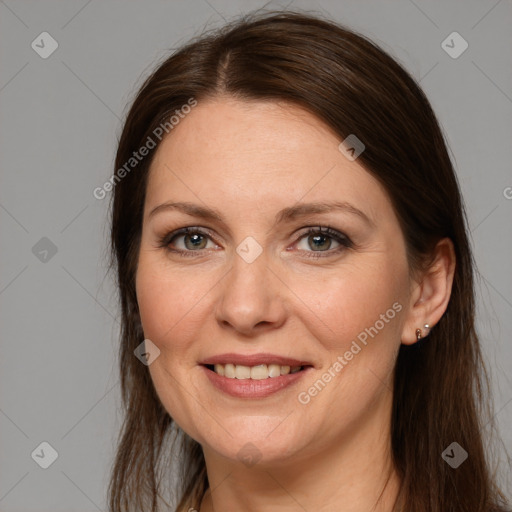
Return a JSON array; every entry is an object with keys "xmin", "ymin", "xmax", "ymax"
[
  {"xmin": 199, "ymin": 352, "xmax": 311, "ymax": 367},
  {"xmin": 201, "ymin": 364, "xmax": 313, "ymax": 399}
]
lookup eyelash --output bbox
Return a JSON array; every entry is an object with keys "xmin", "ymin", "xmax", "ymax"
[{"xmin": 157, "ymin": 226, "xmax": 353, "ymax": 259}]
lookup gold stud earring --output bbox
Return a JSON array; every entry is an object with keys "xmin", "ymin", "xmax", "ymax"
[{"xmin": 416, "ymin": 323, "xmax": 431, "ymax": 341}]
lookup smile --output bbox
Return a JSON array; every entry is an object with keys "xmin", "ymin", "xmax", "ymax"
[{"xmin": 201, "ymin": 364, "xmax": 313, "ymax": 399}]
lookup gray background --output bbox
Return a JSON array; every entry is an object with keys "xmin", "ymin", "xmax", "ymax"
[{"xmin": 1, "ymin": 0, "xmax": 511, "ymax": 510}]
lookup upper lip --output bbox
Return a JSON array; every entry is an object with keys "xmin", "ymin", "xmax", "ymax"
[{"xmin": 199, "ymin": 353, "xmax": 312, "ymax": 367}]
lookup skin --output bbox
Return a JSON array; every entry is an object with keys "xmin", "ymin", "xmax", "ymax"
[{"xmin": 135, "ymin": 97, "xmax": 455, "ymax": 511}]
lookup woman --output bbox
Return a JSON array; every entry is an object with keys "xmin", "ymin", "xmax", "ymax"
[{"xmin": 107, "ymin": 11, "xmax": 510, "ymax": 512}]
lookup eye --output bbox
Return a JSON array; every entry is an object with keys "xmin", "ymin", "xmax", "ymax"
[
  {"xmin": 159, "ymin": 227, "xmax": 218, "ymax": 255},
  {"xmin": 158, "ymin": 225, "xmax": 352, "ymax": 259},
  {"xmin": 294, "ymin": 226, "xmax": 352, "ymax": 258}
]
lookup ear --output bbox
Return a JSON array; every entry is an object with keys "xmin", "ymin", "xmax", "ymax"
[{"xmin": 401, "ymin": 238, "xmax": 456, "ymax": 345}]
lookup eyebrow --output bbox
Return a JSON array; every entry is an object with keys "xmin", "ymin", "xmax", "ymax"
[{"xmin": 148, "ymin": 200, "xmax": 374, "ymax": 227}]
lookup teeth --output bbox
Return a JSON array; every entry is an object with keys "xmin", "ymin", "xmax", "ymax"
[
  {"xmin": 251, "ymin": 364, "xmax": 268, "ymax": 380},
  {"xmin": 224, "ymin": 363, "xmax": 236, "ymax": 378},
  {"xmin": 235, "ymin": 365, "xmax": 251, "ymax": 379},
  {"xmin": 211, "ymin": 363, "xmax": 302, "ymax": 379},
  {"xmin": 268, "ymin": 364, "xmax": 282, "ymax": 378}
]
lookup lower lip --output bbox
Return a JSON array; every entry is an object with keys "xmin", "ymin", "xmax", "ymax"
[{"xmin": 201, "ymin": 365, "xmax": 312, "ymax": 399}]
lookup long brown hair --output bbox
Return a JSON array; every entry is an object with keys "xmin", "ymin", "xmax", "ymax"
[{"xmin": 107, "ymin": 11, "xmax": 510, "ymax": 511}]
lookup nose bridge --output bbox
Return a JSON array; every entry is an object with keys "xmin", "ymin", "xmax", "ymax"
[
  {"xmin": 215, "ymin": 243, "xmax": 285, "ymax": 333},
  {"xmin": 232, "ymin": 243, "xmax": 269, "ymax": 291}
]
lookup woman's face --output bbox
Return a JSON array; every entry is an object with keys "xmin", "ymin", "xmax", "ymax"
[{"xmin": 136, "ymin": 97, "xmax": 416, "ymax": 466}]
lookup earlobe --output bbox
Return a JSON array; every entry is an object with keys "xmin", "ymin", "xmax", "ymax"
[{"xmin": 401, "ymin": 238, "xmax": 456, "ymax": 345}]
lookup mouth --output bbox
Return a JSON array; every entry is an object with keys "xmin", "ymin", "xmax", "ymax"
[
  {"xmin": 199, "ymin": 354, "xmax": 314, "ymax": 399},
  {"xmin": 203, "ymin": 363, "xmax": 310, "ymax": 380}
]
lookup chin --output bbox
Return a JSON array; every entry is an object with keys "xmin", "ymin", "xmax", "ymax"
[{"xmin": 196, "ymin": 420, "xmax": 310, "ymax": 467}]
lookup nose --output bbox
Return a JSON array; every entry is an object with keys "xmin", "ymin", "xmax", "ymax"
[{"xmin": 214, "ymin": 248, "xmax": 287, "ymax": 337}]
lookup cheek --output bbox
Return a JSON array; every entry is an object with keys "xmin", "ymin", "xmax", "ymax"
[
  {"xmin": 294, "ymin": 260, "xmax": 407, "ymax": 423},
  {"xmin": 135, "ymin": 258, "xmax": 210, "ymax": 435},
  {"xmin": 135, "ymin": 257, "xmax": 206, "ymax": 350},
  {"xmin": 299, "ymin": 258, "xmax": 406, "ymax": 353}
]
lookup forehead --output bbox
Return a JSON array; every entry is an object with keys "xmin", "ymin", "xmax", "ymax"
[{"xmin": 144, "ymin": 97, "xmax": 388, "ymax": 222}]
